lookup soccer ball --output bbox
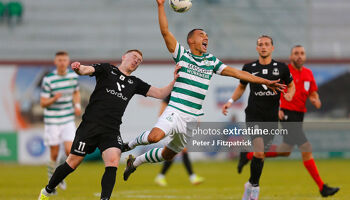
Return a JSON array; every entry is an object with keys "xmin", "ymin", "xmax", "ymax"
[{"xmin": 169, "ymin": 0, "xmax": 192, "ymax": 13}]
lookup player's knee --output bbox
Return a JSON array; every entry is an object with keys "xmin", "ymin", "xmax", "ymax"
[
  {"xmin": 301, "ymin": 152, "xmax": 313, "ymax": 161},
  {"xmin": 104, "ymin": 159, "xmax": 119, "ymax": 167},
  {"xmin": 66, "ymin": 155, "xmax": 83, "ymax": 169},
  {"xmin": 148, "ymin": 133, "xmax": 162, "ymax": 143},
  {"xmin": 161, "ymin": 149, "xmax": 176, "ymax": 161},
  {"xmin": 254, "ymin": 152, "xmax": 265, "ymax": 158},
  {"xmin": 50, "ymin": 152, "xmax": 59, "ymax": 161},
  {"xmin": 162, "ymin": 153, "xmax": 175, "ymax": 161},
  {"xmin": 64, "ymin": 149, "xmax": 70, "ymax": 156},
  {"xmin": 299, "ymin": 142, "xmax": 312, "ymax": 152}
]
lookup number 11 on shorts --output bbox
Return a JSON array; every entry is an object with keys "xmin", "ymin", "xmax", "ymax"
[{"xmin": 78, "ymin": 141, "xmax": 86, "ymax": 151}]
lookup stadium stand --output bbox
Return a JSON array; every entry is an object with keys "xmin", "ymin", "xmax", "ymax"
[
  {"xmin": 7, "ymin": 1, "xmax": 23, "ymax": 18},
  {"xmin": 0, "ymin": 0, "xmax": 349, "ymax": 60},
  {"xmin": 0, "ymin": 1, "xmax": 5, "ymax": 21}
]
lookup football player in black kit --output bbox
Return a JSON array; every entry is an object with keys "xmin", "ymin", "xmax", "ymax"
[
  {"xmin": 222, "ymin": 36, "xmax": 295, "ymax": 200},
  {"xmin": 38, "ymin": 49, "xmax": 181, "ymax": 200}
]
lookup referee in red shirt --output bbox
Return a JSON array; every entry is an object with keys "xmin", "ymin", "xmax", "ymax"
[
  {"xmin": 278, "ymin": 45, "xmax": 339, "ymax": 197},
  {"xmin": 237, "ymin": 45, "xmax": 339, "ymax": 197}
]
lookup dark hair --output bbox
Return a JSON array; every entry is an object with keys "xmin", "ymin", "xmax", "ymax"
[
  {"xmin": 257, "ymin": 35, "xmax": 274, "ymax": 45},
  {"xmin": 187, "ymin": 28, "xmax": 204, "ymax": 44},
  {"xmin": 124, "ymin": 49, "xmax": 143, "ymax": 57},
  {"xmin": 291, "ymin": 45, "xmax": 304, "ymax": 53},
  {"xmin": 55, "ymin": 51, "xmax": 69, "ymax": 56}
]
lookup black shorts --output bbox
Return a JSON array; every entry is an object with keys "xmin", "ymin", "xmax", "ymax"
[
  {"xmin": 70, "ymin": 121, "xmax": 123, "ymax": 156},
  {"xmin": 246, "ymin": 113, "xmax": 278, "ymax": 152},
  {"xmin": 280, "ymin": 109, "xmax": 308, "ymax": 146}
]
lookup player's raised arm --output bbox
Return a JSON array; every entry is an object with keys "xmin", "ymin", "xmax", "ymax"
[
  {"xmin": 146, "ymin": 64, "xmax": 181, "ymax": 99},
  {"xmin": 221, "ymin": 66, "xmax": 286, "ymax": 93},
  {"xmin": 157, "ymin": 0, "xmax": 177, "ymax": 53},
  {"xmin": 71, "ymin": 62, "xmax": 95, "ymax": 76}
]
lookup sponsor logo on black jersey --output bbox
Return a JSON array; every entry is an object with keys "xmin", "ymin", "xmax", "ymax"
[
  {"xmin": 106, "ymin": 88, "xmax": 128, "ymax": 101},
  {"xmin": 116, "ymin": 82, "xmax": 125, "ymax": 92},
  {"xmin": 254, "ymin": 84, "xmax": 278, "ymax": 96}
]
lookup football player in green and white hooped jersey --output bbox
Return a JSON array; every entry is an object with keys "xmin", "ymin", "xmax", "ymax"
[
  {"xmin": 122, "ymin": 0, "xmax": 286, "ymax": 181},
  {"xmin": 40, "ymin": 51, "xmax": 81, "ymax": 191}
]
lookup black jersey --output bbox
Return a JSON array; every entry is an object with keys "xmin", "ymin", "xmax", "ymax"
[
  {"xmin": 240, "ymin": 60, "xmax": 293, "ymax": 119},
  {"xmin": 82, "ymin": 63, "xmax": 151, "ymax": 130}
]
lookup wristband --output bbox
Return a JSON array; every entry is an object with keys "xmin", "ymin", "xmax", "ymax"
[
  {"xmin": 75, "ymin": 103, "xmax": 81, "ymax": 110},
  {"xmin": 227, "ymin": 98, "xmax": 234, "ymax": 103}
]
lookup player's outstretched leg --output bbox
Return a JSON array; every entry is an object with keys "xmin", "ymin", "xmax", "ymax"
[
  {"xmin": 124, "ymin": 147, "xmax": 165, "ymax": 181},
  {"xmin": 39, "ymin": 162, "xmax": 75, "ymax": 200},
  {"xmin": 126, "ymin": 131, "xmax": 151, "ymax": 150},
  {"xmin": 124, "ymin": 147, "xmax": 177, "ymax": 181},
  {"xmin": 38, "ymin": 154, "xmax": 83, "ymax": 200},
  {"xmin": 126, "ymin": 128, "xmax": 166, "ymax": 151}
]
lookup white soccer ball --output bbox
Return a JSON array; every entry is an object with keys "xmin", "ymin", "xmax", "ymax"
[{"xmin": 169, "ymin": 0, "xmax": 192, "ymax": 13}]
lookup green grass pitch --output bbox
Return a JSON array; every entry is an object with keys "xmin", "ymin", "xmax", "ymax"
[{"xmin": 0, "ymin": 159, "xmax": 348, "ymax": 200}]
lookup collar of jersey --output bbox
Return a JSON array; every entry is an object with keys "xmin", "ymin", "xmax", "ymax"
[
  {"xmin": 288, "ymin": 63, "xmax": 304, "ymax": 72},
  {"xmin": 53, "ymin": 68, "xmax": 70, "ymax": 76},
  {"xmin": 257, "ymin": 59, "xmax": 276, "ymax": 67},
  {"xmin": 188, "ymin": 50, "xmax": 208, "ymax": 60},
  {"xmin": 113, "ymin": 66, "xmax": 132, "ymax": 77}
]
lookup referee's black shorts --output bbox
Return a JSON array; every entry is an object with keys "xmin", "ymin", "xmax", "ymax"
[
  {"xmin": 70, "ymin": 120, "xmax": 123, "ymax": 156},
  {"xmin": 245, "ymin": 113, "xmax": 278, "ymax": 152},
  {"xmin": 280, "ymin": 109, "xmax": 308, "ymax": 147}
]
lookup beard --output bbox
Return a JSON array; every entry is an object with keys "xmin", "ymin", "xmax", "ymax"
[{"xmin": 293, "ymin": 60, "xmax": 304, "ymax": 69}]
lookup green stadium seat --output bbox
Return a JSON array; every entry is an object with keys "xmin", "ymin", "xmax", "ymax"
[
  {"xmin": 7, "ymin": 1, "xmax": 23, "ymax": 18},
  {"xmin": 0, "ymin": 1, "xmax": 6, "ymax": 19}
]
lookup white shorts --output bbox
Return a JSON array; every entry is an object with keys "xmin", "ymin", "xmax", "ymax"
[
  {"xmin": 155, "ymin": 106, "xmax": 199, "ymax": 153},
  {"xmin": 44, "ymin": 121, "xmax": 76, "ymax": 146}
]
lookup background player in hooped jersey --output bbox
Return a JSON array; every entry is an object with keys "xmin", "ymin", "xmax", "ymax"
[
  {"xmin": 122, "ymin": 0, "xmax": 286, "ymax": 181},
  {"xmin": 40, "ymin": 51, "xmax": 81, "ymax": 192},
  {"xmin": 38, "ymin": 49, "xmax": 181, "ymax": 200},
  {"xmin": 228, "ymin": 45, "xmax": 339, "ymax": 197},
  {"xmin": 222, "ymin": 35, "xmax": 296, "ymax": 200}
]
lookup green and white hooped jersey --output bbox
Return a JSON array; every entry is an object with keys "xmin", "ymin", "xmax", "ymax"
[
  {"xmin": 169, "ymin": 42, "xmax": 227, "ymax": 116},
  {"xmin": 41, "ymin": 69, "xmax": 79, "ymax": 125}
]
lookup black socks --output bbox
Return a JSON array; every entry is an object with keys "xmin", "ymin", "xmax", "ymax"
[
  {"xmin": 249, "ymin": 156, "xmax": 264, "ymax": 187},
  {"xmin": 100, "ymin": 166, "xmax": 117, "ymax": 200},
  {"xmin": 161, "ymin": 160, "xmax": 173, "ymax": 175},
  {"xmin": 46, "ymin": 162, "xmax": 74, "ymax": 193},
  {"xmin": 182, "ymin": 152, "xmax": 193, "ymax": 175}
]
